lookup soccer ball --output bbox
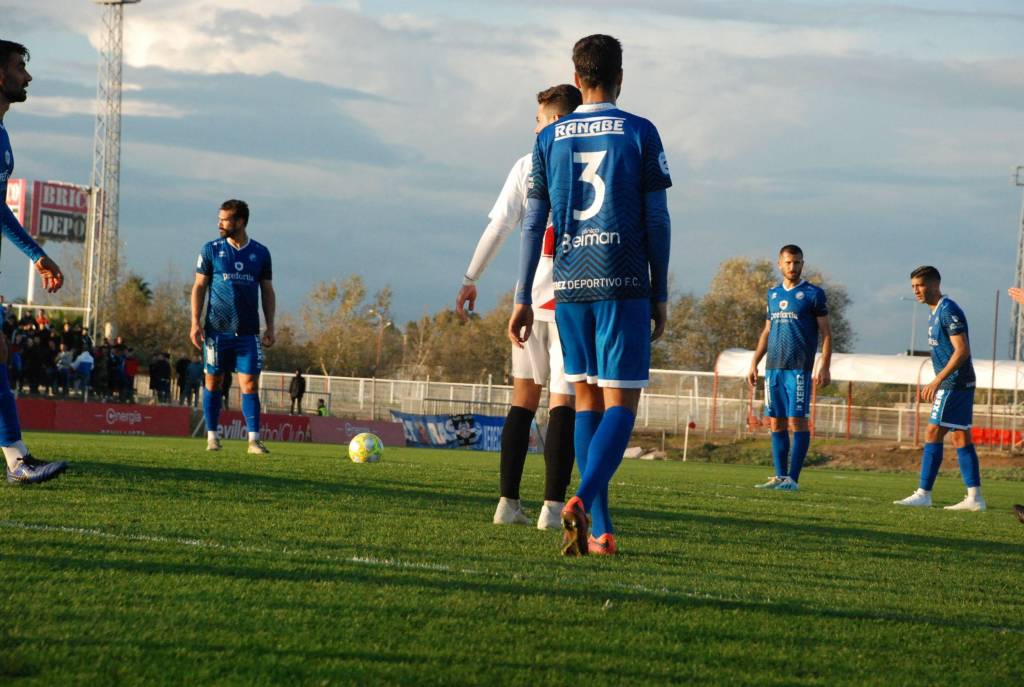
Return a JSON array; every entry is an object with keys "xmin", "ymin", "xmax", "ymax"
[{"xmin": 348, "ymin": 432, "xmax": 383, "ymax": 463}]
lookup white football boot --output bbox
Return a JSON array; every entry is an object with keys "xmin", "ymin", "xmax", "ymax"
[
  {"xmin": 537, "ymin": 501, "xmax": 564, "ymax": 530},
  {"xmin": 755, "ymin": 476, "xmax": 785, "ymax": 489},
  {"xmin": 206, "ymin": 436, "xmax": 222, "ymax": 451},
  {"xmin": 944, "ymin": 494, "xmax": 987, "ymax": 512},
  {"xmin": 492, "ymin": 497, "xmax": 530, "ymax": 525},
  {"xmin": 774, "ymin": 476, "xmax": 799, "ymax": 491},
  {"xmin": 894, "ymin": 489, "xmax": 932, "ymax": 507}
]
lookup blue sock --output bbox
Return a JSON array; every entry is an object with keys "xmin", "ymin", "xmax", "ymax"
[
  {"xmin": 242, "ymin": 393, "xmax": 261, "ymax": 435},
  {"xmin": 770, "ymin": 430, "xmax": 790, "ymax": 477},
  {"xmin": 789, "ymin": 431, "xmax": 810, "ymax": 483},
  {"xmin": 573, "ymin": 410, "xmax": 603, "ymax": 481},
  {"xmin": 577, "ymin": 406, "xmax": 636, "ymax": 536},
  {"xmin": 0, "ymin": 365, "xmax": 22, "ymax": 446},
  {"xmin": 203, "ymin": 388, "xmax": 223, "ymax": 432},
  {"xmin": 956, "ymin": 445, "xmax": 981, "ymax": 488},
  {"xmin": 919, "ymin": 442, "xmax": 943, "ymax": 491}
]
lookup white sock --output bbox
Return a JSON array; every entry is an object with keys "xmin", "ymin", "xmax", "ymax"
[
  {"xmin": 248, "ymin": 432, "xmax": 260, "ymax": 442},
  {"xmin": 2, "ymin": 444, "xmax": 27, "ymax": 470},
  {"xmin": 499, "ymin": 497, "xmax": 520, "ymax": 507},
  {"xmin": 207, "ymin": 431, "xmax": 218, "ymax": 441},
  {"xmin": 544, "ymin": 500, "xmax": 564, "ymax": 508},
  {"xmin": 967, "ymin": 486, "xmax": 982, "ymax": 499},
  {"xmin": 916, "ymin": 488, "xmax": 930, "ymax": 497}
]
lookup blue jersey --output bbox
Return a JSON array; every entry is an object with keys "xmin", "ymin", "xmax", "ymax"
[
  {"xmin": 928, "ymin": 297, "xmax": 975, "ymax": 391},
  {"xmin": 196, "ymin": 238, "xmax": 272, "ymax": 336},
  {"xmin": 0, "ymin": 123, "xmax": 45, "ymax": 263},
  {"xmin": 528, "ymin": 103, "xmax": 672, "ymax": 302},
  {"xmin": 765, "ymin": 281, "xmax": 828, "ymax": 371}
]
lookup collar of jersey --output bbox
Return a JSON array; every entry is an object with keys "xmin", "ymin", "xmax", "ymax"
[
  {"xmin": 779, "ymin": 280, "xmax": 806, "ymax": 292},
  {"xmin": 575, "ymin": 103, "xmax": 616, "ymax": 113},
  {"xmin": 931, "ymin": 295, "xmax": 946, "ymax": 314},
  {"xmin": 225, "ymin": 238, "xmax": 250, "ymax": 251}
]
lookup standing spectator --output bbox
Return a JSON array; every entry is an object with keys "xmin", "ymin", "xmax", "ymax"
[
  {"xmin": 80, "ymin": 326, "xmax": 93, "ymax": 354},
  {"xmin": 315, "ymin": 399, "xmax": 328, "ymax": 416},
  {"xmin": 43, "ymin": 339, "xmax": 58, "ymax": 395},
  {"xmin": 72, "ymin": 348, "xmax": 94, "ymax": 395},
  {"xmin": 149, "ymin": 352, "xmax": 172, "ymax": 404},
  {"xmin": 185, "ymin": 354, "xmax": 204, "ymax": 407},
  {"xmin": 107, "ymin": 345, "xmax": 124, "ymax": 401},
  {"xmin": 55, "ymin": 343, "xmax": 73, "ymax": 396},
  {"xmin": 24, "ymin": 337, "xmax": 43, "ymax": 395},
  {"xmin": 92, "ymin": 346, "xmax": 109, "ymax": 400},
  {"xmin": 123, "ymin": 347, "xmax": 139, "ymax": 402},
  {"xmin": 174, "ymin": 354, "xmax": 191, "ymax": 405},
  {"xmin": 289, "ymin": 369, "xmax": 306, "ymax": 415}
]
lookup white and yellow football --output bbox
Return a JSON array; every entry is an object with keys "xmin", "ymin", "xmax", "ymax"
[{"xmin": 348, "ymin": 432, "xmax": 383, "ymax": 463}]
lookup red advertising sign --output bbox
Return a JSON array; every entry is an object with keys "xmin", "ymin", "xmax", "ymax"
[
  {"xmin": 15, "ymin": 398, "xmax": 57, "ymax": 431},
  {"xmin": 30, "ymin": 180, "xmax": 90, "ymax": 243},
  {"xmin": 217, "ymin": 411, "xmax": 311, "ymax": 443},
  {"xmin": 5, "ymin": 178, "xmax": 27, "ymax": 225},
  {"xmin": 309, "ymin": 417, "xmax": 407, "ymax": 447},
  {"xmin": 56, "ymin": 402, "xmax": 190, "ymax": 436}
]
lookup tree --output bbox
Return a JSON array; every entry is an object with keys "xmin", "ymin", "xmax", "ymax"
[{"xmin": 109, "ymin": 276, "xmax": 190, "ymax": 361}]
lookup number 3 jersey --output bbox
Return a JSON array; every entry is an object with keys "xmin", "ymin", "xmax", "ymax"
[
  {"xmin": 528, "ymin": 103, "xmax": 672, "ymax": 303},
  {"xmin": 196, "ymin": 238, "xmax": 272, "ymax": 336}
]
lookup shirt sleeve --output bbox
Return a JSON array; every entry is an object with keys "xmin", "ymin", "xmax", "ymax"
[
  {"xmin": 526, "ymin": 136, "xmax": 548, "ymax": 202},
  {"xmin": 196, "ymin": 244, "xmax": 213, "ymax": 277},
  {"xmin": 814, "ymin": 288, "xmax": 829, "ymax": 317},
  {"xmin": 943, "ymin": 307, "xmax": 966, "ymax": 336},
  {"xmin": 463, "ymin": 158, "xmax": 528, "ymax": 283},
  {"xmin": 0, "ymin": 202, "xmax": 46, "ymax": 262},
  {"xmin": 641, "ymin": 121, "xmax": 673, "ymax": 194}
]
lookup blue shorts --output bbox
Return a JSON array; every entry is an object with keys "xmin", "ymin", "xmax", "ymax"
[
  {"xmin": 929, "ymin": 388, "xmax": 973, "ymax": 430},
  {"xmin": 764, "ymin": 369, "xmax": 810, "ymax": 418},
  {"xmin": 554, "ymin": 299, "xmax": 651, "ymax": 388},
  {"xmin": 204, "ymin": 332, "xmax": 263, "ymax": 376}
]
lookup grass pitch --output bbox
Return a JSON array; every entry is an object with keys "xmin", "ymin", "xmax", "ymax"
[{"xmin": 2, "ymin": 432, "xmax": 1023, "ymax": 686}]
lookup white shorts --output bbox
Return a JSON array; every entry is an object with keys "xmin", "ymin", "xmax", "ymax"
[{"xmin": 511, "ymin": 320, "xmax": 573, "ymax": 396}]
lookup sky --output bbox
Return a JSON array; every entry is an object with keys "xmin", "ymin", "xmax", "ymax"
[{"xmin": 2, "ymin": 0, "xmax": 1023, "ymax": 359}]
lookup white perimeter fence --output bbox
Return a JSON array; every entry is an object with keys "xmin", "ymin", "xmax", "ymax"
[{"xmin": 122, "ymin": 368, "xmax": 1024, "ymax": 449}]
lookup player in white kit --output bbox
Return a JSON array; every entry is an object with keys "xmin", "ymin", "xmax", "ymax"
[{"xmin": 456, "ymin": 84, "xmax": 582, "ymax": 529}]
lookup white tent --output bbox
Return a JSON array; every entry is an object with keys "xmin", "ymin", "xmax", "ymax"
[{"xmin": 714, "ymin": 349, "xmax": 1024, "ymax": 391}]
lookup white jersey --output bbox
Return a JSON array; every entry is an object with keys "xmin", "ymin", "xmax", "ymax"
[{"xmin": 464, "ymin": 154, "xmax": 556, "ymax": 321}]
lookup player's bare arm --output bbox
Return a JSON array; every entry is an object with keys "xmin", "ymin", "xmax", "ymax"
[
  {"xmin": 507, "ymin": 303, "xmax": 533, "ymax": 349},
  {"xmin": 921, "ymin": 332, "xmax": 970, "ymax": 402},
  {"xmin": 748, "ymin": 321, "xmax": 771, "ymax": 387},
  {"xmin": 260, "ymin": 279, "xmax": 276, "ymax": 347},
  {"xmin": 190, "ymin": 272, "xmax": 209, "ymax": 349},
  {"xmin": 34, "ymin": 255, "xmax": 63, "ymax": 293},
  {"xmin": 815, "ymin": 315, "xmax": 832, "ymax": 388},
  {"xmin": 651, "ymin": 301, "xmax": 667, "ymax": 342}
]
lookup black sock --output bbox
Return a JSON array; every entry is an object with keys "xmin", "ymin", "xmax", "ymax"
[
  {"xmin": 544, "ymin": 405, "xmax": 576, "ymax": 502},
  {"xmin": 499, "ymin": 406, "xmax": 535, "ymax": 499}
]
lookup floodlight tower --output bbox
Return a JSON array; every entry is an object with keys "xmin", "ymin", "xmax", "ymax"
[
  {"xmin": 1010, "ymin": 166, "xmax": 1024, "ymax": 361},
  {"xmin": 84, "ymin": 0, "xmax": 140, "ymax": 334}
]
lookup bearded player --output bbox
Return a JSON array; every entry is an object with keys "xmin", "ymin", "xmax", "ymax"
[
  {"xmin": 190, "ymin": 199, "xmax": 275, "ymax": 454},
  {"xmin": 510, "ymin": 35, "xmax": 672, "ymax": 555},
  {"xmin": 456, "ymin": 84, "xmax": 582, "ymax": 530},
  {"xmin": 0, "ymin": 40, "xmax": 67, "ymax": 485}
]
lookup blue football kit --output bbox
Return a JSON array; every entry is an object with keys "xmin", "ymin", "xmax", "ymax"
[
  {"xmin": 927, "ymin": 297, "xmax": 975, "ymax": 430},
  {"xmin": 195, "ymin": 238, "xmax": 272, "ymax": 376},
  {"xmin": 523, "ymin": 103, "xmax": 672, "ymax": 388},
  {"xmin": 763, "ymin": 281, "xmax": 828, "ymax": 419}
]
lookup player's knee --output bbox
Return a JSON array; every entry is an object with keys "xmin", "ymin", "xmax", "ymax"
[
  {"xmin": 924, "ymin": 424, "xmax": 944, "ymax": 443},
  {"xmin": 204, "ymin": 375, "xmax": 222, "ymax": 391}
]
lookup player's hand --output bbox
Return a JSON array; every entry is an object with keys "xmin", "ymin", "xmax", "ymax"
[
  {"xmin": 651, "ymin": 301, "xmax": 667, "ymax": 342},
  {"xmin": 747, "ymin": 366, "xmax": 758, "ymax": 388},
  {"xmin": 190, "ymin": 322, "xmax": 205, "ymax": 350},
  {"xmin": 455, "ymin": 284, "xmax": 477, "ymax": 323},
  {"xmin": 919, "ymin": 379, "xmax": 940, "ymax": 403},
  {"xmin": 1010, "ymin": 288, "xmax": 1024, "ymax": 306},
  {"xmin": 508, "ymin": 304, "xmax": 533, "ymax": 349},
  {"xmin": 815, "ymin": 367, "xmax": 831, "ymax": 388},
  {"xmin": 262, "ymin": 326, "xmax": 276, "ymax": 348},
  {"xmin": 34, "ymin": 256, "xmax": 64, "ymax": 293}
]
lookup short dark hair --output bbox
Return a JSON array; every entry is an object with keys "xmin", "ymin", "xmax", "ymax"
[
  {"xmin": 220, "ymin": 199, "xmax": 249, "ymax": 226},
  {"xmin": 536, "ymin": 84, "xmax": 582, "ymax": 116},
  {"xmin": 0, "ymin": 40, "xmax": 29, "ymax": 66},
  {"xmin": 779, "ymin": 244, "xmax": 803, "ymax": 257},
  {"xmin": 572, "ymin": 34, "xmax": 622, "ymax": 91},
  {"xmin": 910, "ymin": 265, "xmax": 941, "ymax": 283}
]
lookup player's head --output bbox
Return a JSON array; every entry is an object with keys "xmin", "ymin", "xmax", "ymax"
[
  {"xmin": 777, "ymin": 244, "xmax": 804, "ymax": 282},
  {"xmin": 0, "ymin": 40, "xmax": 31, "ymax": 105},
  {"xmin": 534, "ymin": 84, "xmax": 582, "ymax": 133},
  {"xmin": 572, "ymin": 34, "xmax": 623, "ymax": 98},
  {"xmin": 910, "ymin": 265, "xmax": 941, "ymax": 303},
  {"xmin": 218, "ymin": 199, "xmax": 249, "ymax": 239}
]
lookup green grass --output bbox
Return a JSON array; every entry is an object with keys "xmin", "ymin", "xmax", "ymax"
[{"xmin": 2, "ymin": 432, "xmax": 1023, "ymax": 685}]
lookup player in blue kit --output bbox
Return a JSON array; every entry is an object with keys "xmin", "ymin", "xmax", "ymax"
[
  {"xmin": 190, "ymin": 199, "xmax": 275, "ymax": 455},
  {"xmin": 748, "ymin": 245, "xmax": 832, "ymax": 491},
  {"xmin": 0, "ymin": 40, "xmax": 68, "ymax": 485},
  {"xmin": 895, "ymin": 266, "xmax": 985, "ymax": 511},
  {"xmin": 509, "ymin": 35, "xmax": 672, "ymax": 555}
]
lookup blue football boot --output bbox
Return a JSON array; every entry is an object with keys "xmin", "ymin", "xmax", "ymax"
[{"xmin": 7, "ymin": 456, "xmax": 68, "ymax": 485}]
